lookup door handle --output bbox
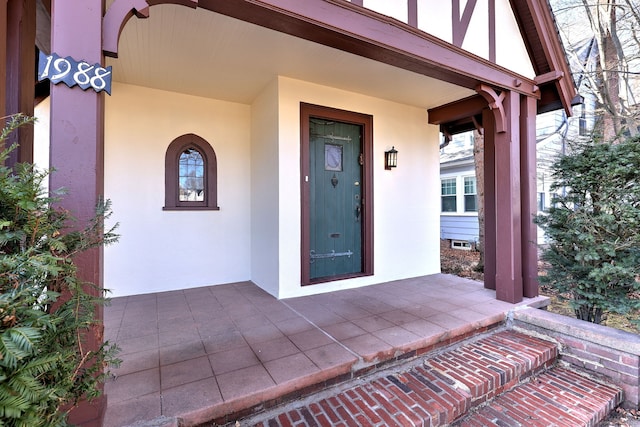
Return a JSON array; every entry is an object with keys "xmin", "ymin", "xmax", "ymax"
[{"xmin": 355, "ymin": 205, "xmax": 361, "ymax": 221}]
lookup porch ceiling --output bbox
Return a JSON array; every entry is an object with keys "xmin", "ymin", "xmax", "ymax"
[{"xmin": 105, "ymin": 4, "xmax": 474, "ymax": 108}]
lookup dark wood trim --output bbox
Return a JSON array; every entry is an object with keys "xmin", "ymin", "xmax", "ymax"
[
  {"xmin": 510, "ymin": 0, "xmax": 576, "ymax": 114},
  {"xmin": 4, "ymin": 0, "xmax": 35, "ymax": 166},
  {"xmin": 103, "ymin": 0, "xmax": 577, "ymax": 113},
  {"xmin": 476, "ymin": 84, "xmax": 507, "ymax": 133},
  {"xmin": 162, "ymin": 206, "xmax": 220, "ymax": 211},
  {"xmin": 1, "ymin": 0, "xmax": 7, "ymax": 127},
  {"xmin": 488, "ymin": 0, "xmax": 496, "ymax": 62},
  {"xmin": 493, "ymin": 90, "xmax": 523, "ymax": 304},
  {"xmin": 483, "ymin": 107, "xmax": 496, "ymax": 290},
  {"xmin": 103, "ymin": 0, "xmax": 540, "ymax": 97},
  {"xmin": 49, "ymin": 1, "xmax": 106, "ymax": 424},
  {"xmin": 428, "ymin": 95, "xmax": 487, "ymax": 125},
  {"xmin": 407, "ymin": 0, "xmax": 417, "ymax": 27},
  {"xmin": 452, "ymin": 0, "xmax": 476, "ymax": 47},
  {"xmin": 534, "ymin": 70, "xmax": 563, "ymax": 85},
  {"xmin": 452, "ymin": 0, "xmax": 495, "ymax": 63},
  {"xmin": 300, "ymin": 103, "xmax": 373, "ymax": 286},
  {"xmin": 164, "ymin": 133, "xmax": 219, "ymax": 211},
  {"xmin": 520, "ymin": 94, "xmax": 538, "ymax": 298}
]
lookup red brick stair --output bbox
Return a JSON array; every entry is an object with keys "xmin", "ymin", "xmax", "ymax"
[
  {"xmin": 456, "ymin": 367, "xmax": 622, "ymax": 427},
  {"xmin": 238, "ymin": 330, "xmax": 622, "ymax": 427}
]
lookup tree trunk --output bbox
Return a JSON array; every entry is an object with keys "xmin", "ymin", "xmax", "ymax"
[{"xmin": 598, "ymin": 0, "xmax": 623, "ymax": 140}]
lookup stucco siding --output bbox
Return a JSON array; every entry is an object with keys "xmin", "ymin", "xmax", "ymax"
[
  {"xmin": 415, "ymin": 0, "xmax": 534, "ymax": 78},
  {"xmin": 250, "ymin": 79, "xmax": 281, "ymax": 298},
  {"xmin": 104, "ymin": 83, "xmax": 252, "ymax": 297},
  {"xmin": 100, "ymin": 78, "xmax": 442, "ymax": 298},
  {"xmin": 33, "ymin": 98, "xmax": 50, "ymax": 174},
  {"xmin": 276, "ymin": 77, "xmax": 441, "ymax": 298}
]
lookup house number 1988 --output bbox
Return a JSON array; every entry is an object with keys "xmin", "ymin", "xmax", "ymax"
[{"xmin": 38, "ymin": 51, "xmax": 112, "ymax": 95}]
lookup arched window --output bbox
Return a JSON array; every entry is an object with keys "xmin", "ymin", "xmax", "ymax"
[{"xmin": 164, "ymin": 134, "xmax": 219, "ymax": 210}]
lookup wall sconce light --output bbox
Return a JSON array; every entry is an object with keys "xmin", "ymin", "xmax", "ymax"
[{"xmin": 384, "ymin": 146, "xmax": 398, "ymax": 170}]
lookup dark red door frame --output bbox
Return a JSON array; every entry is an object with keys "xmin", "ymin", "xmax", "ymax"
[{"xmin": 300, "ymin": 103, "xmax": 374, "ymax": 286}]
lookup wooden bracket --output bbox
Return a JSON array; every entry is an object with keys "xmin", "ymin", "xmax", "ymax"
[
  {"xmin": 476, "ymin": 84, "xmax": 506, "ymax": 133},
  {"xmin": 442, "ymin": 127, "xmax": 452, "ymax": 143},
  {"xmin": 472, "ymin": 115, "xmax": 483, "ymax": 135},
  {"xmin": 534, "ymin": 70, "xmax": 564, "ymax": 85},
  {"xmin": 103, "ymin": 0, "xmax": 198, "ymax": 58}
]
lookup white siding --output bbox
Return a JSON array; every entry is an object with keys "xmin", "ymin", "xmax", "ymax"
[{"xmin": 440, "ymin": 216, "xmax": 479, "ymax": 242}]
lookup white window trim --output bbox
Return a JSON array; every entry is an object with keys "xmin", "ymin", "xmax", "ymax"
[
  {"xmin": 440, "ymin": 174, "xmax": 479, "ymax": 216},
  {"xmin": 463, "ymin": 175, "xmax": 478, "ymax": 213},
  {"xmin": 440, "ymin": 177, "xmax": 458, "ymax": 214}
]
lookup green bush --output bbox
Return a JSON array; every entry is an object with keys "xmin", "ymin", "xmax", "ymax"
[
  {"xmin": 0, "ymin": 114, "xmax": 119, "ymax": 426},
  {"xmin": 536, "ymin": 136, "xmax": 640, "ymax": 325}
]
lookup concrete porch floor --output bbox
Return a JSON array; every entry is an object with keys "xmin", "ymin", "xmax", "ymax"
[{"xmin": 103, "ymin": 274, "xmax": 548, "ymax": 426}]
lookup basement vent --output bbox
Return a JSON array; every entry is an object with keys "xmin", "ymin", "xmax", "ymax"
[{"xmin": 451, "ymin": 240, "xmax": 473, "ymax": 251}]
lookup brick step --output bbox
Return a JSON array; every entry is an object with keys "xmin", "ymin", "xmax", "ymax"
[
  {"xmin": 238, "ymin": 330, "xmax": 567, "ymax": 426},
  {"xmin": 455, "ymin": 367, "xmax": 623, "ymax": 427},
  {"xmin": 424, "ymin": 330, "xmax": 557, "ymax": 407}
]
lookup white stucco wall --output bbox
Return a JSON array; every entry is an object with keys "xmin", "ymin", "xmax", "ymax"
[
  {"xmin": 104, "ymin": 83, "xmax": 252, "ymax": 297},
  {"xmin": 33, "ymin": 98, "xmax": 50, "ymax": 175},
  {"xmin": 102, "ymin": 78, "xmax": 441, "ymax": 298},
  {"xmin": 494, "ymin": 0, "xmax": 534, "ymax": 78},
  {"xmin": 274, "ymin": 77, "xmax": 441, "ymax": 299},
  {"xmin": 250, "ymin": 80, "xmax": 281, "ymax": 297},
  {"xmin": 410, "ymin": 0, "xmax": 534, "ymax": 78}
]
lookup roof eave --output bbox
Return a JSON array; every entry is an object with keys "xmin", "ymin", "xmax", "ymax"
[{"xmin": 511, "ymin": 0, "xmax": 578, "ymax": 116}]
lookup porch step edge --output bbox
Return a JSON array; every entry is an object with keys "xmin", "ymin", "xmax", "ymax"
[
  {"xmin": 217, "ymin": 329, "xmax": 559, "ymax": 427},
  {"xmin": 183, "ymin": 320, "xmax": 507, "ymax": 426}
]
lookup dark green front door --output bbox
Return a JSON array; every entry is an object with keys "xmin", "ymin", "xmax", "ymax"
[{"xmin": 309, "ymin": 118, "xmax": 363, "ymax": 280}]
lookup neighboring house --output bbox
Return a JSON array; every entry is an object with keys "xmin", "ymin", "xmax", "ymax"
[
  {"xmin": 439, "ymin": 130, "xmax": 553, "ymax": 248},
  {"xmin": 439, "ymin": 36, "xmax": 598, "ymax": 248},
  {"xmin": 439, "ymin": 133, "xmax": 479, "ymax": 247},
  {"xmin": 3, "ymin": 3, "xmax": 576, "ymax": 421}
]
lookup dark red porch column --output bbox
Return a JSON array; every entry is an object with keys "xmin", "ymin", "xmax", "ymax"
[
  {"xmin": 3, "ymin": 0, "xmax": 35, "ymax": 165},
  {"xmin": 50, "ymin": 1, "xmax": 105, "ymax": 425},
  {"xmin": 483, "ymin": 107, "xmax": 496, "ymax": 290},
  {"xmin": 0, "ymin": 0, "xmax": 6, "ymax": 123},
  {"xmin": 494, "ymin": 90, "xmax": 523, "ymax": 303},
  {"xmin": 520, "ymin": 95, "xmax": 538, "ymax": 298}
]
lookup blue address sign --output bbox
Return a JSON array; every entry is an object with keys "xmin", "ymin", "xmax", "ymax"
[{"xmin": 38, "ymin": 51, "xmax": 112, "ymax": 95}]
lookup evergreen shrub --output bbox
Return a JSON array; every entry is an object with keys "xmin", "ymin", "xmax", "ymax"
[
  {"xmin": 536, "ymin": 136, "xmax": 640, "ymax": 324},
  {"xmin": 0, "ymin": 114, "xmax": 119, "ymax": 426}
]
